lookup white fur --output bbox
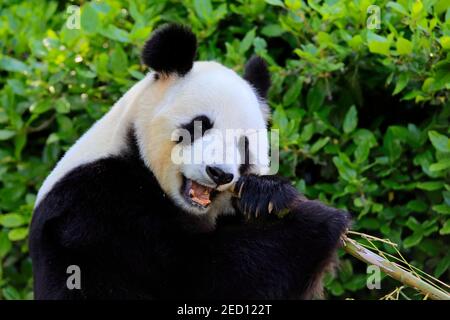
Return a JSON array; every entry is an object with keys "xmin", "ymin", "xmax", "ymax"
[
  {"xmin": 36, "ymin": 61, "xmax": 270, "ymax": 219},
  {"xmin": 35, "ymin": 75, "xmax": 156, "ymax": 205}
]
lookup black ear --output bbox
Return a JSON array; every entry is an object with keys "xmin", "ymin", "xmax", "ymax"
[
  {"xmin": 142, "ymin": 24, "xmax": 197, "ymax": 76},
  {"xmin": 244, "ymin": 56, "xmax": 271, "ymax": 99}
]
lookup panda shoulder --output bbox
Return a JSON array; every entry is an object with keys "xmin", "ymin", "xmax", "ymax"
[{"xmin": 35, "ymin": 156, "xmax": 153, "ymax": 219}]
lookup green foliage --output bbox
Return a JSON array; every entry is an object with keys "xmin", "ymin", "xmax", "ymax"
[{"xmin": 0, "ymin": 0, "xmax": 449, "ymax": 299}]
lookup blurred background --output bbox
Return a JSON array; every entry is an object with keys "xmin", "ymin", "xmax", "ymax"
[{"xmin": 0, "ymin": 0, "xmax": 449, "ymax": 300}]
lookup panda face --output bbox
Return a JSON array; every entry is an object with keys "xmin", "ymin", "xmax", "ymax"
[
  {"xmin": 133, "ymin": 24, "xmax": 272, "ymax": 216},
  {"xmin": 135, "ymin": 61, "xmax": 270, "ymax": 216}
]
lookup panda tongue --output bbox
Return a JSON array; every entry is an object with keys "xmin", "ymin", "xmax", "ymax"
[{"xmin": 189, "ymin": 181, "xmax": 211, "ymax": 206}]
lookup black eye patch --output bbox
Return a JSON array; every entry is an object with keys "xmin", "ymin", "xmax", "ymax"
[{"xmin": 177, "ymin": 115, "xmax": 213, "ymax": 144}]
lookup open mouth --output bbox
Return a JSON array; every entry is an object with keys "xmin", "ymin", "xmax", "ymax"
[{"xmin": 182, "ymin": 176, "xmax": 218, "ymax": 209}]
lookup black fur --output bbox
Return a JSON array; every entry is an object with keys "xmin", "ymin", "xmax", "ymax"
[
  {"xmin": 244, "ymin": 56, "xmax": 271, "ymax": 99},
  {"xmin": 233, "ymin": 174, "xmax": 303, "ymax": 218},
  {"xmin": 142, "ymin": 24, "xmax": 197, "ymax": 76},
  {"xmin": 30, "ymin": 129, "xmax": 350, "ymax": 299}
]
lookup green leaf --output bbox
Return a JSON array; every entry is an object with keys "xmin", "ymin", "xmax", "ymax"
[
  {"xmin": 404, "ymin": 232, "xmax": 422, "ymax": 248},
  {"xmin": 7, "ymin": 79, "xmax": 25, "ymax": 95},
  {"xmin": 339, "ymin": 260, "xmax": 353, "ymax": 282},
  {"xmin": 444, "ymin": 191, "xmax": 450, "ymax": 206},
  {"xmin": 430, "ymin": 159, "xmax": 450, "ymax": 172},
  {"xmin": 387, "ymin": 1, "xmax": 408, "ymax": 15},
  {"xmin": 15, "ymin": 130, "xmax": 27, "ymax": 159},
  {"xmin": 299, "ymin": 123, "xmax": 314, "ymax": 142},
  {"xmin": 411, "ymin": 0, "xmax": 423, "ymax": 17},
  {"xmin": 55, "ymin": 98, "xmax": 71, "ymax": 114},
  {"xmin": 285, "ymin": 0, "xmax": 302, "ymax": 10},
  {"xmin": 129, "ymin": 0, "xmax": 143, "ymax": 23},
  {"xmin": 100, "ymin": 25, "xmax": 130, "ymax": 43},
  {"xmin": 261, "ymin": 24, "xmax": 284, "ymax": 37},
  {"xmin": 271, "ymin": 105, "xmax": 288, "ymax": 130},
  {"xmin": 283, "ymin": 77, "xmax": 303, "ymax": 106},
  {"xmin": 416, "ymin": 181, "xmax": 444, "ymax": 191},
  {"xmin": 440, "ymin": 220, "xmax": 450, "ymax": 235},
  {"xmin": 129, "ymin": 69, "xmax": 145, "ymax": 80},
  {"xmin": 253, "ymin": 37, "xmax": 267, "ymax": 54},
  {"xmin": 239, "ymin": 28, "xmax": 256, "ymax": 54},
  {"xmin": 402, "ymin": 89, "xmax": 422, "ymax": 101},
  {"xmin": 306, "ymin": 82, "xmax": 326, "ymax": 111},
  {"xmin": 0, "ymin": 56, "xmax": 30, "ymax": 73},
  {"xmin": 91, "ymin": 1, "xmax": 111, "ymax": 13},
  {"xmin": 422, "ymin": 77, "xmax": 435, "ymax": 92},
  {"xmin": 265, "ymin": 0, "xmax": 285, "ymax": 7},
  {"xmin": 440, "ymin": 36, "xmax": 450, "ymax": 50},
  {"xmin": 343, "ymin": 105, "xmax": 358, "ymax": 134},
  {"xmin": 0, "ymin": 231, "xmax": 12, "ymax": 258},
  {"xmin": 396, "ymin": 37, "xmax": 413, "ymax": 55},
  {"xmin": 2, "ymin": 287, "xmax": 21, "ymax": 300},
  {"xmin": 347, "ymin": 35, "xmax": 363, "ymax": 51},
  {"xmin": 428, "ymin": 131, "xmax": 450, "ymax": 153},
  {"xmin": 359, "ymin": 218, "xmax": 380, "ymax": 230},
  {"xmin": 344, "ymin": 275, "xmax": 368, "ymax": 292},
  {"xmin": 353, "ymin": 129, "xmax": 377, "ymax": 163},
  {"xmin": 194, "ymin": 0, "xmax": 213, "ymax": 22},
  {"xmin": 406, "ymin": 200, "xmax": 428, "ymax": 212},
  {"xmin": 432, "ymin": 204, "xmax": 450, "ymax": 215},
  {"xmin": 333, "ymin": 155, "xmax": 357, "ymax": 182},
  {"xmin": 434, "ymin": 253, "xmax": 450, "ymax": 277},
  {"xmin": 354, "ymin": 142, "xmax": 370, "ymax": 163},
  {"xmin": 0, "ymin": 213, "xmax": 25, "ymax": 228},
  {"xmin": 329, "ymin": 281, "xmax": 345, "ymax": 296},
  {"xmin": 8, "ymin": 227, "xmax": 29, "ymax": 241},
  {"xmin": 367, "ymin": 32, "xmax": 391, "ymax": 56},
  {"xmin": 423, "ymin": 220, "xmax": 438, "ymax": 236},
  {"xmin": 0, "ymin": 130, "xmax": 16, "ymax": 140},
  {"xmin": 30, "ymin": 100, "xmax": 52, "ymax": 115},
  {"xmin": 406, "ymin": 217, "xmax": 421, "ymax": 231},
  {"xmin": 310, "ymin": 137, "xmax": 330, "ymax": 154},
  {"xmin": 110, "ymin": 44, "xmax": 128, "ymax": 75},
  {"xmin": 81, "ymin": 4, "xmax": 99, "ymax": 33},
  {"xmin": 353, "ymin": 129, "xmax": 377, "ymax": 148},
  {"xmin": 393, "ymin": 73, "xmax": 409, "ymax": 95}
]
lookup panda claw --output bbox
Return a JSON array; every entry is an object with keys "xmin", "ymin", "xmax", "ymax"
[
  {"xmin": 268, "ymin": 202, "xmax": 273, "ymax": 214},
  {"xmin": 237, "ymin": 182, "xmax": 245, "ymax": 199}
]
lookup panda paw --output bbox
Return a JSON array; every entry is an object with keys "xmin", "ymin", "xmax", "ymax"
[{"xmin": 233, "ymin": 174, "xmax": 302, "ymax": 219}]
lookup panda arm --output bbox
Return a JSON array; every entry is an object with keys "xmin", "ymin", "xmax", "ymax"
[{"xmin": 172, "ymin": 179, "xmax": 350, "ymax": 299}]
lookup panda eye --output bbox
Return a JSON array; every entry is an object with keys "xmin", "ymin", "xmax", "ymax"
[{"xmin": 178, "ymin": 115, "xmax": 213, "ymax": 144}]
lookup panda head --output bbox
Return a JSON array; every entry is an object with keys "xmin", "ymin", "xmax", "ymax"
[{"xmin": 135, "ymin": 24, "xmax": 271, "ymax": 216}]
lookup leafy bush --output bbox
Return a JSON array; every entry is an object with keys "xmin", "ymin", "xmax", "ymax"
[{"xmin": 0, "ymin": 0, "xmax": 448, "ymax": 299}]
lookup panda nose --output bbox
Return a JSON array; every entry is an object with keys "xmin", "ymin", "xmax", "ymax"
[{"xmin": 206, "ymin": 166, "xmax": 234, "ymax": 185}]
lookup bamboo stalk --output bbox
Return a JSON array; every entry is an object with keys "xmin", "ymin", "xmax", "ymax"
[{"xmin": 343, "ymin": 237, "xmax": 450, "ymax": 300}]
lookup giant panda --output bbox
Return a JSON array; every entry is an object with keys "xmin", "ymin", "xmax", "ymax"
[{"xmin": 30, "ymin": 24, "xmax": 350, "ymax": 300}]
